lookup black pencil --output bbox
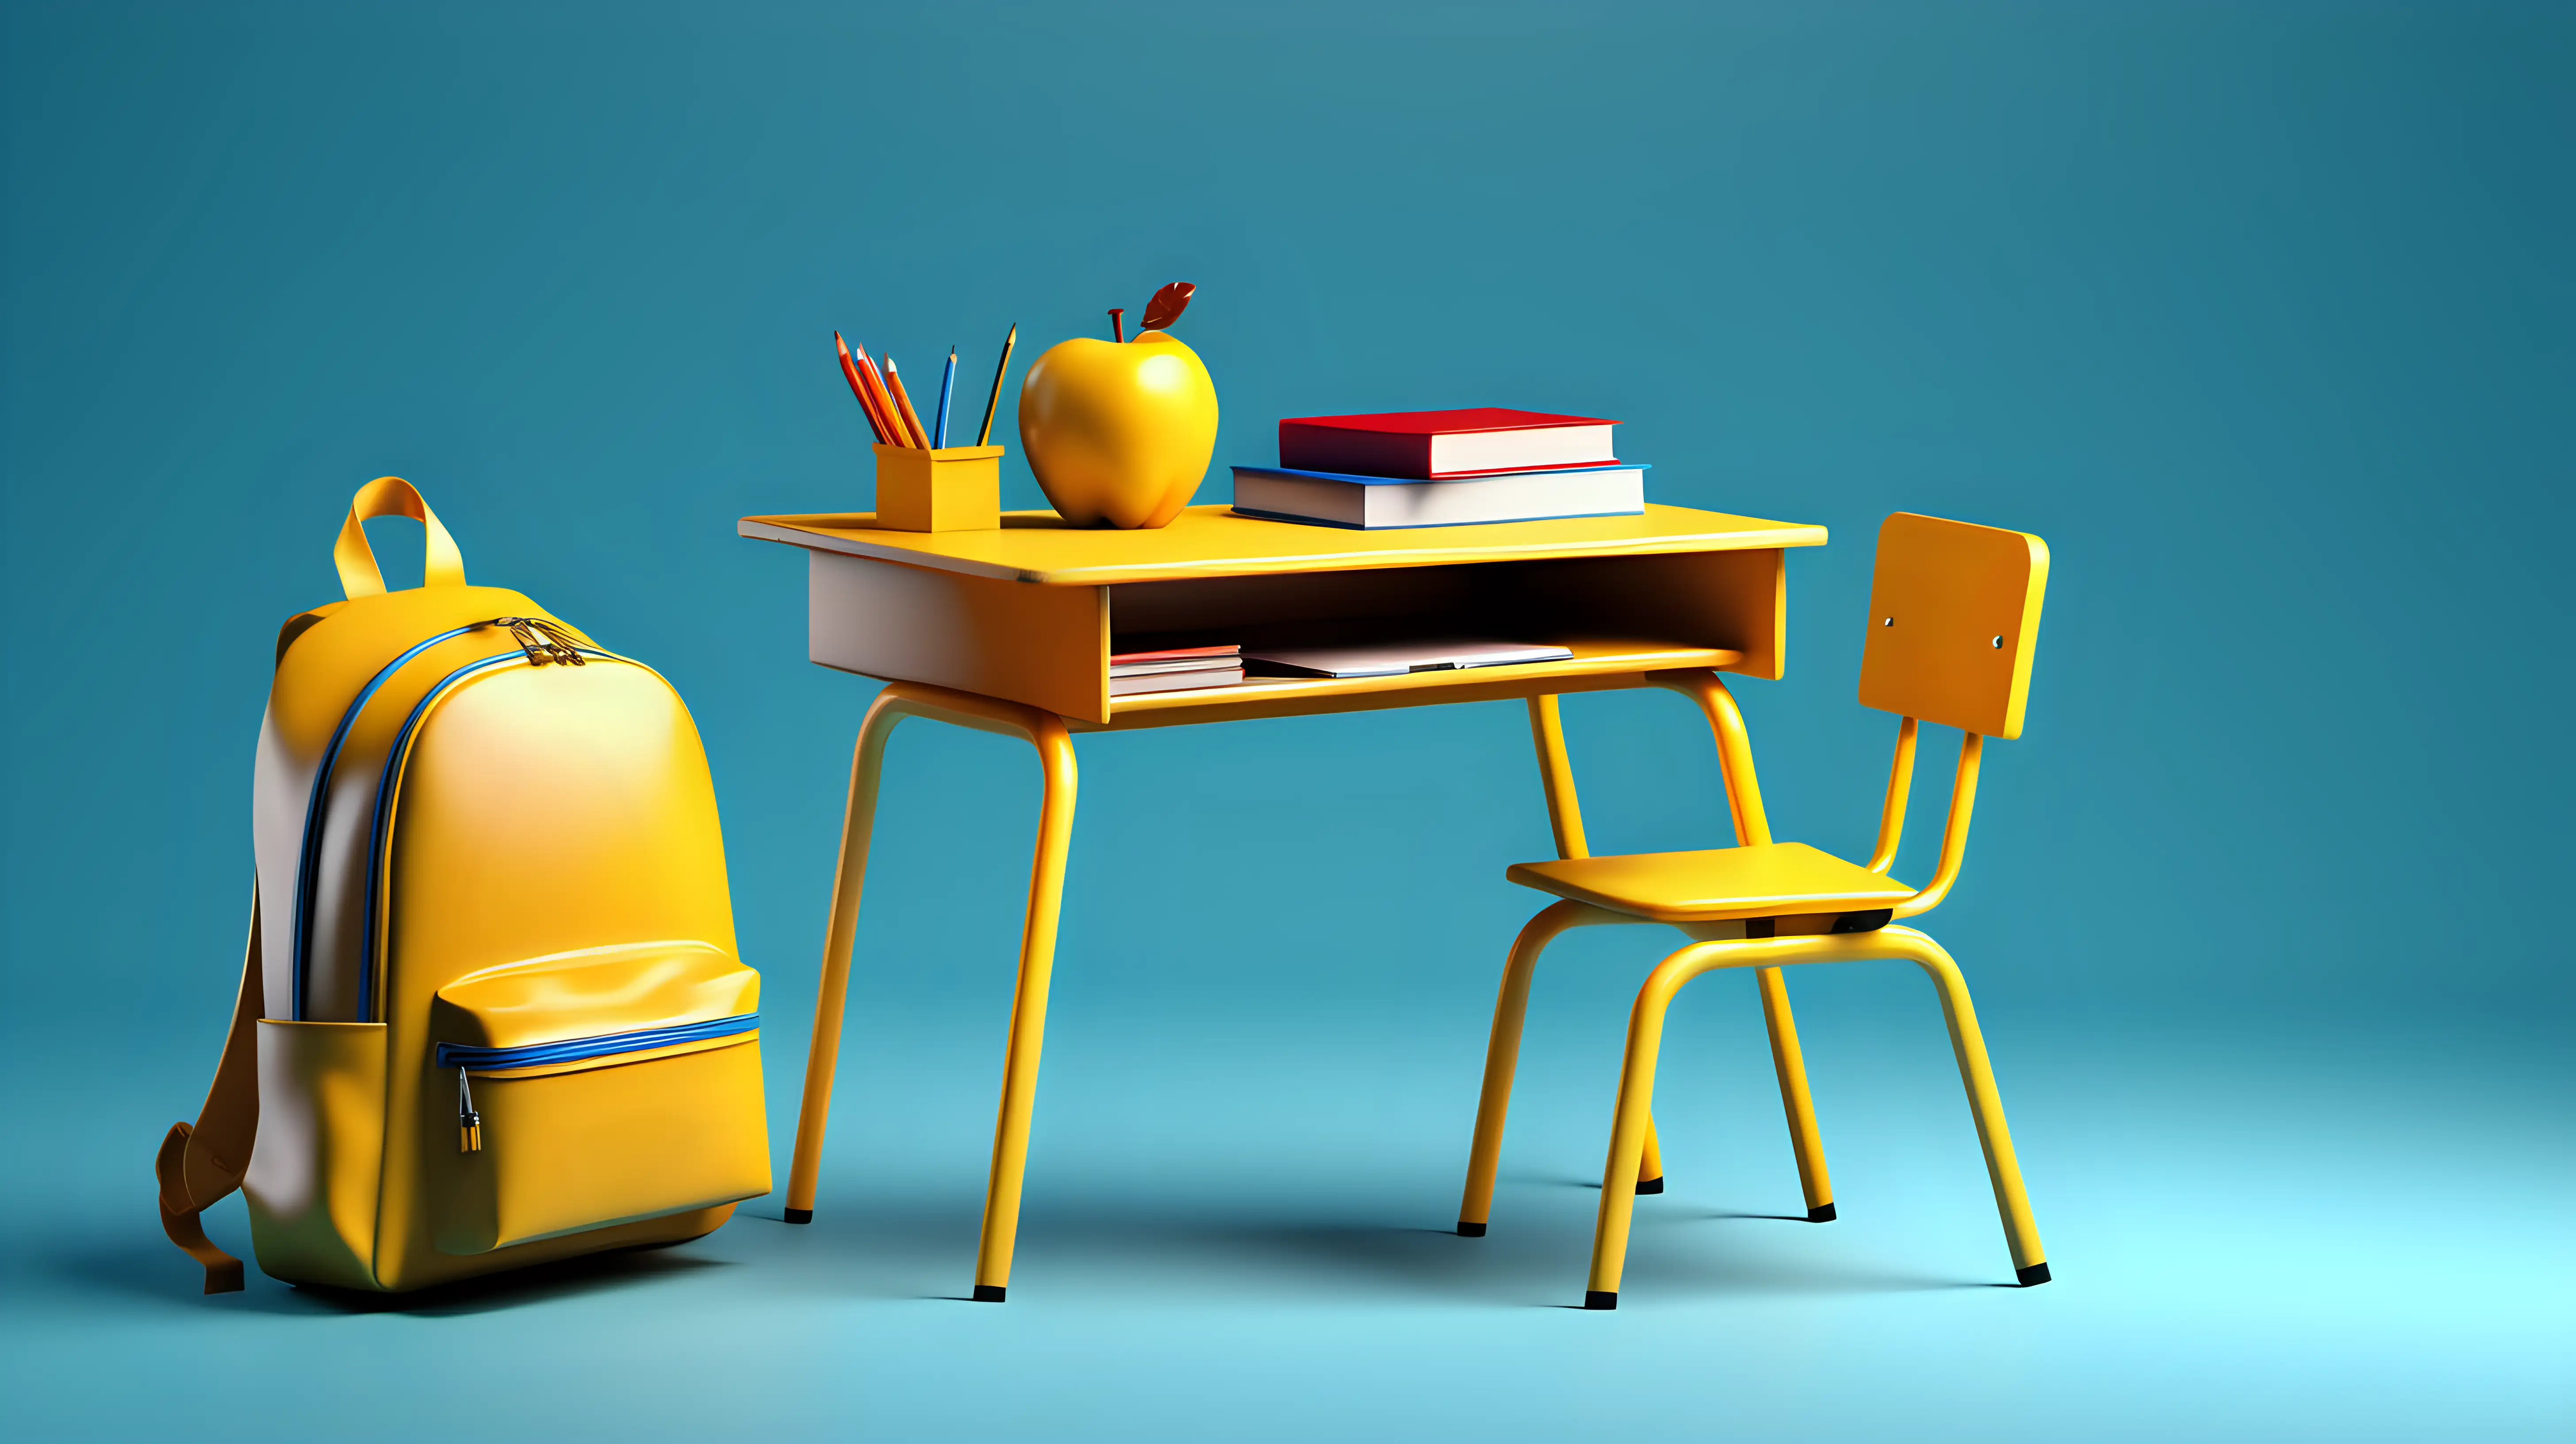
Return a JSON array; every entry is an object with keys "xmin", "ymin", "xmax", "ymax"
[{"xmin": 976, "ymin": 323, "xmax": 1017, "ymax": 447}]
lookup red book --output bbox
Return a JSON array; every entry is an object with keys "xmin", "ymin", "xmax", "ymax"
[{"xmin": 1277, "ymin": 407, "xmax": 1618, "ymax": 479}]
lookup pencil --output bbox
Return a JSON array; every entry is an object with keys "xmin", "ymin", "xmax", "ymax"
[
  {"xmin": 976, "ymin": 323, "xmax": 1017, "ymax": 447},
  {"xmin": 884, "ymin": 356, "xmax": 933, "ymax": 449},
  {"xmin": 835, "ymin": 333, "xmax": 892, "ymax": 445},
  {"xmin": 851, "ymin": 342, "xmax": 911, "ymax": 449},
  {"xmin": 933, "ymin": 348, "xmax": 957, "ymax": 449}
]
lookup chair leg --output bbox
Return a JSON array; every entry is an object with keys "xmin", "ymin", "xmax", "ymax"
[
  {"xmin": 1636, "ymin": 1116, "xmax": 1665, "ymax": 1194},
  {"xmin": 1583, "ymin": 941, "xmax": 1714, "ymax": 1308},
  {"xmin": 1460, "ymin": 900, "xmax": 1613, "ymax": 1236},
  {"xmin": 970, "ymin": 714, "xmax": 1079, "ymax": 1303},
  {"xmin": 1897, "ymin": 930, "xmax": 2049, "ymax": 1285},
  {"xmin": 1574, "ymin": 928, "xmax": 2049, "ymax": 1304},
  {"xmin": 783, "ymin": 692, "xmax": 909, "ymax": 1225},
  {"xmin": 1755, "ymin": 966, "xmax": 1836, "ymax": 1221}
]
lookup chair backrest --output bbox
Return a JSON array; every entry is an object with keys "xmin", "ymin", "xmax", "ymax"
[
  {"xmin": 1851, "ymin": 513, "xmax": 2049, "ymax": 918},
  {"xmin": 1858, "ymin": 512, "xmax": 2049, "ymax": 740}
]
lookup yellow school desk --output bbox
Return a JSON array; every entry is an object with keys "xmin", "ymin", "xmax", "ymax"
[{"xmin": 740, "ymin": 501, "xmax": 1828, "ymax": 1301}]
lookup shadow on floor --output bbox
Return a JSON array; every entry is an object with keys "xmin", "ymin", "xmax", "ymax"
[
  {"xmin": 69, "ymin": 1179, "xmax": 1994, "ymax": 1314},
  {"xmin": 757, "ymin": 1189, "xmax": 1996, "ymax": 1306},
  {"xmin": 61, "ymin": 1235, "xmax": 734, "ymax": 1317}
]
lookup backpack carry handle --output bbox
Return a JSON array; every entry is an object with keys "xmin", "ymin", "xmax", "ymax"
[{"xmin": 334, "ymin": 476, "xmax": 467, "ymax": 600}]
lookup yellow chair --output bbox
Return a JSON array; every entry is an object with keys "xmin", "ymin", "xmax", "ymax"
[{"xmin": 1457, "ymin": 511, "xmax": 2054, "ymax": 1308}]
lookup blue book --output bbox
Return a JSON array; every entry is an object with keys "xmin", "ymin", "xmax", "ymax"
[{"xmin": 1230, "ymin": 463, "xmax": 1648, "ymax": 530}]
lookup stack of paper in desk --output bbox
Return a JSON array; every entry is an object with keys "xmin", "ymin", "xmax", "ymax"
[
  {"xmin": 1111, "ymin": 644, "xmax": 1243, "ymax": 697},
  {"xmin": 1231, "ymin": 408, "xmax": 1648, "ymax": 529}
]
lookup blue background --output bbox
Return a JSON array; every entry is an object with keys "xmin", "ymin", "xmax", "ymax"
[{"xmin": 3, "ymin": 1, "xmax": 2567, "ymax": 1438}]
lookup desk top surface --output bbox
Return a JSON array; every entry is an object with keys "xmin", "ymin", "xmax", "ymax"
[{"xmin": 739, "ymin": 503, "xmax": 1826, "ymax": 586}]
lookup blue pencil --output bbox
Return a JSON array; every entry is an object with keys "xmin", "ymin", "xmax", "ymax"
[{"xmin": 933, "ymin": 348, "xmax": 957, "ymax": 448}]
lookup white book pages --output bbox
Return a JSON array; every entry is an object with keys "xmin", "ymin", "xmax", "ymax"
[
  {"xmin": 1231, "ymin": 467, "xmax": 1644, "ymax": 529},
  {"xmin": 1428, "ymin": 424, "xmax": 1616, "ymax": 475},
  {"xmin": 1109, "ymin": 666, "xmax": 1246, "ymax": 697}
]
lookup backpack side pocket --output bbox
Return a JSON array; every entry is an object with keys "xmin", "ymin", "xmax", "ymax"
[{"xmin": 245, "ymin": 1020, "xmax": 388, "ymax": 1290}]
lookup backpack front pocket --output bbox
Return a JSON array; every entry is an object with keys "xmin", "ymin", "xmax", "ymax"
[{"xmin": 427, "ymin": 943, "xmax": 770, "ymax": 1255}]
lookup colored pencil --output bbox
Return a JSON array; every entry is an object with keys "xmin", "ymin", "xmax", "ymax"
[
  {"xmin": 884, "ymin": 356, "xmax": 933, "ymax": 449},
  {"xmin": 933, "ymin": 348, "xmax": 957, "ymax": 449},
  {"xmin": 976, "ymin": 323, "xmax": 1017, "ymax": 447},
  {"xmin": 834, "ymin": 332, "xmax": 892, "ymax": 445},
  {"xmin": 850, "ymin": 342, "xmax": 911, "ymax": 449},
  {"xmin": 838, "ymin": 337, "xmax": 885, "ymax": 443}
]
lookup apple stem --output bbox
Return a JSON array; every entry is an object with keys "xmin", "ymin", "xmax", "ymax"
[{"xmin": 1108, "ymin": 307, "xmax": 1125, "ymax": 343}]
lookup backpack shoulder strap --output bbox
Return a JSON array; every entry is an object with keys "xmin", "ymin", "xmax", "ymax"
[{"xmin": 157, "ymin": 891, "xmax": 264, "ymax": 1294}]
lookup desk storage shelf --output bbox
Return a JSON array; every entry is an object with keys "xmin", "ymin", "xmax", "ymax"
[{"xmin": 740, "ymin": 503, "xmax": 1827, "ymax": 730}]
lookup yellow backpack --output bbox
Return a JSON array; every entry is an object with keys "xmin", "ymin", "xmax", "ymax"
[{"xmin": 157, "ymin": 478, "xmax": 770, "ymax": 1292}]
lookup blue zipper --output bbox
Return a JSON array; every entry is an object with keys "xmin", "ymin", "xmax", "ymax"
[
  {"xmin": 436, "ymin": 1014, "xmax": 759, "ymax": 1071},
  {"xmin": 289, "ymin": 622, "xmax": 494, "ymax": 1020},
  {"xmin": 357, "ymin": 643, "xmax": 621, "ymax": 1019}
]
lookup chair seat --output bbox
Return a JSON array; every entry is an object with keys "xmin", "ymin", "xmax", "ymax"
[{"xmin": 1506, "ymin": 841, "xmax": 1918, "ymax": 924}]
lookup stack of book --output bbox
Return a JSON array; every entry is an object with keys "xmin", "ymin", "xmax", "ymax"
[
  {"xmin": 1230, "ymin": 408, "xmax": 1648, "ymax": 529},
  {"xmin": 1111, "ymin": 644, "xmax": 1244, "ymax": 696}
]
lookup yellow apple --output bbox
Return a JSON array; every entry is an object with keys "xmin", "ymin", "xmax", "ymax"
[{"xmin": 1017, "ymin": 330, "xmax": 1219, "ymax": 529}]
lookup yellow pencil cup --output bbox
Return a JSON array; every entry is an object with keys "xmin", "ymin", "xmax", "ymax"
[{"xmin": 874, "ymin": 444, "xmax": 1004, "ymax": 532}]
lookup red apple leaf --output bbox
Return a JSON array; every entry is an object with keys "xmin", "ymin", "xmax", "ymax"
[{"xmin": 1139, "ymin": 281, "xmax": 1195, "ymax": 333}]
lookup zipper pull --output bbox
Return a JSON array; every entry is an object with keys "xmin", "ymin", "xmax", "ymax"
[
  {"xmin": 526, "ymin": 616, "xmax": 587, "ymax": 667},
  {"xmin": 489, "ymin": 617, "xmax": 587, "ymax": 667},
  {"xmin": 457, "ymin": 1067, "xmax": 483, "ymax": 1153}
]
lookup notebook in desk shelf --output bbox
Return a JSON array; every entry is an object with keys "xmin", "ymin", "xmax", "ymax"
[
  {"xmin": 739, "ymin": 503, "xmax": 1826, "ymax": 728},
  {"xmin": 1244, "ymin": 639, "xmax": 1573, "ymax": 679}
]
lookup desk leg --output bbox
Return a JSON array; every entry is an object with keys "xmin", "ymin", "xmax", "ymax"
[
  {"xmin": 782, "ymin": 684, "xmax": 1083, "ymax": 1308},
  {"xmin": 1526, "ymin": 695, "xmax": 1591, "ymax": 860},
  {"xmin": 1526, "ymin": 696, "xmax": 1664, "ymax": 1193},
  {"xmin": 783, "ymin": 693, "xmax": 907, "ymax": 1225},
  {"xmin": 1651, "ymin": 672, "xmax": 1837, "ymax": 1221},
  {"xmin": 1756, "ymin": 966, "xmax": 1833, "ymax": 1219},
  {"xmin": 973, "ymin": 712, "xmax": 1078, "ymax": 1302}
]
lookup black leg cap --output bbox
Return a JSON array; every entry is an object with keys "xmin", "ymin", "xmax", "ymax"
[
  {"xmin": 782, "ymin": 1207, "xmax": 813, "ymax": 1225},
  {"xmin": 1583, "ymin": 1290, "xmax": 1619, "ymax": 1310},
  {"xmin": 1634, "ymin": 1176, "xmax": 1664, "ymax": 1195},
  {"xmin": 1807, "ymin": 1202, "xmax": 1837, "ymax": 1223},
  {"xmin": 2016, "ymin": 1262, "xmax": 2051, "ymax": 1287},
  {"xmin": 1457, "ymin": 1221, "xmax": 1487, "ymax": 1237},
  {"xmin": 972, "ymin": 1283, "xmax": 1008, "ymax": 1302}
]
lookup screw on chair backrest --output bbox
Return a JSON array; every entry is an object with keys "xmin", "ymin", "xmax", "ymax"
[{"xmin": 1853, "ymin": 513, "xmax": 2050, "ymax": 918}]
